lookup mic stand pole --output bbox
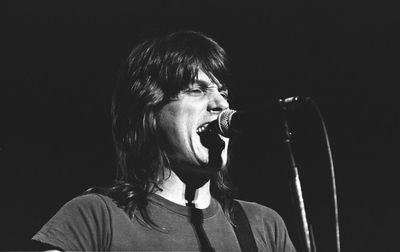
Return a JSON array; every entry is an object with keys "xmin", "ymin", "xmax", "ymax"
[{"xmin": 280, "ymin": 102, "xmax": 312, "ymax": 252}]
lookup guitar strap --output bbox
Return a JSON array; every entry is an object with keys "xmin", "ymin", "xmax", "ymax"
[{"xmin": 232, "ymin": 200, "xmax": 258, "ymax": 252}]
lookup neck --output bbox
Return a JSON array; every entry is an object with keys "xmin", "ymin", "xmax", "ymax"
[{"xmin": 155, "ymin": 170, "xmax": 212, "ymax": 209}]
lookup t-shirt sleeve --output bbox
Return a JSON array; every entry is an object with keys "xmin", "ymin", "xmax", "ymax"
[{"xmin": 32, "ymin": 194, "xmax": 112, "ymax": 251}]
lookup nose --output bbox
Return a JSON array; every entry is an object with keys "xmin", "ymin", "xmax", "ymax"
[{"xmin": 208, "ymin": 91, "xmax": 229, "ymax": 113}]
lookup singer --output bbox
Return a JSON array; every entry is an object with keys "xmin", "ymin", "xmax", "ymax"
[{"xmin": 31, "ymin": 31, "xmax": 296, "ymax": 251}]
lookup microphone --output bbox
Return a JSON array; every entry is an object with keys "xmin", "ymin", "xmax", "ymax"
[{"xmin": 213, "ymin": 96, "xmax": 310, "ymax": 137}]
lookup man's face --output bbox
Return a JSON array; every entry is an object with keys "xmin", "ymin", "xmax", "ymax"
[{"xmin": 157, "ymin": 70, "xmax": 230, "ymax": 175}]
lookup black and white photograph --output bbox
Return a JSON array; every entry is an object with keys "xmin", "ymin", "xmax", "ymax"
[{"xmin": 3, "ymin": 1, "xmax": 399, "ymax": 251}]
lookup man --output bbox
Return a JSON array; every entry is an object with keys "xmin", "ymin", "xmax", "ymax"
[{"xmin": 32, "ymin": 30, "xmax": 296, "ymax": 251}]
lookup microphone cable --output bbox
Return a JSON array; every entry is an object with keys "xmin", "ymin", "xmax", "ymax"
[{"xmin": 308, "ymin": 97, "xmax": 341, "ymax": 252}]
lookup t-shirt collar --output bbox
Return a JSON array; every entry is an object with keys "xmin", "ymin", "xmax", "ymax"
[{"xmin": 148, "ymin": 193, "xmax": 220, "ymax": 219}]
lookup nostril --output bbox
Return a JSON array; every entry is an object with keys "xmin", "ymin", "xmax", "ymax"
[
  {"xmin": 212, "ymin": 107, "xmax": 224, "ymax": 112},
  {"xmin": 209, "ymin": 102, "xmax": 229, "ymax": 113},
  {"xmin": 208, "ymin": 91, "xmax": 229, "ymax": 112}
]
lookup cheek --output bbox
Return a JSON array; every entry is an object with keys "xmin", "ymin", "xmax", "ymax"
[
  {"xmin": 157, "ymin": 104, "xmax": 181, "ymax": 133},
  {"xmin": 157, "ymin": 112, "xmax": 190, "ymax": 153},
  {"xmin": 156, "ymin": 100, "xmax": 201, "ymax": 152}
]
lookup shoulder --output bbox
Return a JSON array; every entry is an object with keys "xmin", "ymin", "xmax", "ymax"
[
  {"xmin": 235, "ymin": 200, "xmax": 290, "ymax": 242},
  {"xmin": 32, "ymin": 193, "xmax": 117, "ymax": 251},
  {"xmin": 63, "ymin": 193, "xmax": 129, "ymax": 222},
  {"xmin": 64, "ymin": 193, "xmax": 114, "ymax": 208},
  {"xmin": 236, "ymin": 199, "xmax": 285, "ymax": 225},
  {"xmin": 57, "ymin": 193, "xmax": 114, "ymax": 216},
  {"xmin": 40, "ymin": 193, "xmax": 118, "ymax": 230},
  {"xmin": 235, "ymin": 199, "xmax": 297, "ymax": 251}
]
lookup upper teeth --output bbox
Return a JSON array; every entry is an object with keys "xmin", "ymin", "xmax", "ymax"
[{"xmin": 196, "ymin": 123, "xmax": 209, "ymax": 134}]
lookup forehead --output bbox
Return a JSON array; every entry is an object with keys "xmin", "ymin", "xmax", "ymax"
[{"xmin": 194, "ymin": 70, "xmax": 224, "ymax": 89}]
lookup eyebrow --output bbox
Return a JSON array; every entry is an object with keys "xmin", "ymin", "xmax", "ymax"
[{"xmin": 194, "ymin": 79, "xmax": 225, "ymax": 90}]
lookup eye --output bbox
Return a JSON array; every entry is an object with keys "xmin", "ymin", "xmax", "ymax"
[
  {"xmin": 184, "ymin": 87, "xmax": 205, "ymax": 96},
  {"xmin": 219, "ymin": 89, "xmax": 229, "ymax": 99}
]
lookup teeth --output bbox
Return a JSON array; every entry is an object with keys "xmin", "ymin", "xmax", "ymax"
[{"xmin": 196, "ymin": 123, "xmax": 209, "ymax": 134}]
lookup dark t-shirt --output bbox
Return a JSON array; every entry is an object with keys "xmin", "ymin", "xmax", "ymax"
[{"xmin": 32, "ymin": 193, "xmax": 296, "ymax": 251}]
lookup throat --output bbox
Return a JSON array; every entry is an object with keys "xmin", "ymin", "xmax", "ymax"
[{"xmin": 156, "ymin": 170, "xmax": 211, "ymax": 209}]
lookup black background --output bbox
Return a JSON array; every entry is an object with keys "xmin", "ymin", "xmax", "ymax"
[{"xmin": 3, "ymin": 1, "xmax": 399, "ymax": 251}]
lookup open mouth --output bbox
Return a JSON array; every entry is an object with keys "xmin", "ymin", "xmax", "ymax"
[
  {"xmin": 196, "ymin": 122, "xmax": 225, "ymax": 152},
  {"xmin": 196, "ymin": 122, "xmax": 225, "ymax": 170}
]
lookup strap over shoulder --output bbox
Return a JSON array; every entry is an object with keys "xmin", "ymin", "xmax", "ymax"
[{"xmin": 232, "ymin": 200, "xmax": 258, "ymax": 252}]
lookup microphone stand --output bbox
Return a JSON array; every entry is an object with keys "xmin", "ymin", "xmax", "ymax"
[{"xmin": 280, "ymin": 100, "xmax": 314, "ymax": 252}]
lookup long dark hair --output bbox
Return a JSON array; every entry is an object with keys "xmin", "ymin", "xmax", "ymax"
[{"xmin": 88, "ymin": 30, "xmax": 234, "ymax": 227}]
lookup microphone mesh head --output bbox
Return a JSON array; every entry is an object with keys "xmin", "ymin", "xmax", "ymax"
[{"xmin": 218, "ymin": 109, "xmax": 236, "ymax": 137}]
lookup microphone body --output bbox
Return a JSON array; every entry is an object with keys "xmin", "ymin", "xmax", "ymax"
[{"xmin": 213, "ymin": 96, "xmax": 309, "ymax": 138}]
